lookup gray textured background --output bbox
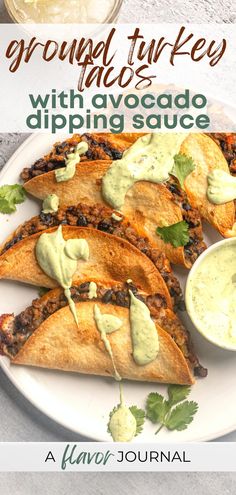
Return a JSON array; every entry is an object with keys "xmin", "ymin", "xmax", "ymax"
[{"xmin": 0, "ymin": 0, "xmax": 236, "ymax": 492}]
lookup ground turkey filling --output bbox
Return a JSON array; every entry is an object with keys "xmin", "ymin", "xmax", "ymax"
[
  {"xmin": 20, "ymin": 134, "xmax": 206, "ymax": 267},
  {"xmin": 0, "ymin": 281, "xmax": 207, "ymax": 377},
  {"xmin": 0, "ymin": 203, "xmax": 182, "ymax": 308}
]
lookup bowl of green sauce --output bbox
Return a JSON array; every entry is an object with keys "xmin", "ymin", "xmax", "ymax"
[{"xmin": 185, "ymin": 237, "xmax": 236, "ymax": 351}]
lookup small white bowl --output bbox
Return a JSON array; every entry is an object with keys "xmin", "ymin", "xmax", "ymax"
[{"xmin": 185, "ymin": 237, "xmax": 236, "ymax": 351}]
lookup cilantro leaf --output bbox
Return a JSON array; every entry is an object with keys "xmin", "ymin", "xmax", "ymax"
[
  {"xmin": 0, "ymin": 184, "xmax": 26, "ymax": 214},
  {"xmin": 168, "ymin": 385, "xmax": 191, "ymax": 406},
  {"xmin": 0, "ymin": 198, "xmax": 15, "ymax": 214},
  {"xmin": 165, "ymin": 401, "xmax": 198, "ymax": 431},
  {"xmin": 129, "ymin": 406, "xmax": 145, "ymax": 436},
  {"xmin": 146, "ymin": 387, "xmax": 198, "ymax": 435},
  {"xmin": 156, "ymin": 221, "xmax": 189, "ymax": 248},
  {"xmin": 172, "ymin": 153, "xmax": 195, "ymax": 189},
  {"xmin": 146, "ymin": 392, "xmax": 168, "ymax": 424}
]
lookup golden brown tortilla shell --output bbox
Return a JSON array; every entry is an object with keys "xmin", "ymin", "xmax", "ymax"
[
  {"xmin": 182, "ymin": 134, "xmax": 235, "ymax": 236},
  {"xmin": 0, "ymin": 226, "xmax": 172, "ymax": 307},
  {"xmin": 25, "ymin": 132, "xmax": 235, "ymax": 239},
  {"xmin": 24, "ymin": 160, "xmax": 189, "ymax": 267},
  {"xmin": 0, "ymin": 207, "xmax": 173, "ymax": 284},
  {"xmin": 12, "ymin": 301, "xmax": 194, "ymax": 385},
  {"xmin": 224, "ymin": 221, "xmax": 236, "ymax": 238}
]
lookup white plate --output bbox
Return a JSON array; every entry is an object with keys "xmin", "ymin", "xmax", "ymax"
[{"xmin": 0, "ymin": 133, "xmax": 236, "ymax": 442}]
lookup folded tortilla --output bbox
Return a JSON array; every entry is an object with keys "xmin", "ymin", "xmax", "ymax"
[
  {"xmin": 20, "ymin": 133, "xmax": 142, "ymax": 181},
  {"xmin": 24, "ymin": 159, "xmax": 205, "ymax": 268},
  {"xmin": 0, "ymin": 280, "xmax": 205, "ymax": 384},
  {"xmin": 0, "ymin": 226, "xmax": 172, "ymax": 307},
  {"xmin": 209, "ymin": 133, "xmax": 236, "ymax": 237},
  {"xmin": 0, "ymin": 202, "xmax": 182, "ymax": 307},
  {"xmin": 22, "ymin": 131, "xmax": 235, "ymax": 239},
  {"xmin": 182, "ymin": 133, "xmax": 235, "ymax": 237}
]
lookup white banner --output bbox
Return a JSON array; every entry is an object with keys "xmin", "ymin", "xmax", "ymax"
[
  {"xmin": 0, "ymin": 23, "xmax": 235, "ymax": 133},
  {"xmin": 0, "ymin": 442, "xmax": 235, "ymax": 471}
]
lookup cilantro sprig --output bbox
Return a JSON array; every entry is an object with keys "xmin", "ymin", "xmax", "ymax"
[
  {"xmin": 146, "ymin": 385, "xmax": 198, "ymax": 434},
  {"xmin": 0, "ymin": 184, "xmax": 26, "ymax": 214},
  {"xmin": 156, "ymin": 220, "xmax": 189, "ymax": 248},
  {"xmin": 129, "ymin": 406, "xmax": 146, "ymax": 436},
  {"xmin": 171, "ymin": 153, "xmax": 195, "ymax": 189}
]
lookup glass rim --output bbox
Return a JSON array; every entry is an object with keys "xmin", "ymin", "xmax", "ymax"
[{"xmin": 104, "ymin": 0, "xmax": 123, "ymax": 23}]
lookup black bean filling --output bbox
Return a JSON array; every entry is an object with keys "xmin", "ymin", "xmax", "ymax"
[{"xmin": 83, "ymin": 134, "xmax": 123, "ymax": 160}]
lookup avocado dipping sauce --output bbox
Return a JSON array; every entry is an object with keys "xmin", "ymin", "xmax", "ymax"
[
  {"xmin": 55, "ymin": 142, "xmax": 88, "ymax": 183},
  {"xmin": 102, "ymin": 133, "xmax": 186, "ymax": 210},
  {"xmin": 42, "ymin": 194, "xmax": 59, "ymax": 213},
  {"xmin": 36, "ymin": 226, "xmax": 89, "ymax": 325},
  {"xmin": 94, "ymin": 292, "xmax": 159, "ymax": 381},
  {"xmin": 108, "ymin": 383, "xmax": 137, "ymax": 442},
  {"xmin": 129, "ymin": 290, "xmax": 159, "ymax": 365},
  {"xmin": 94, "ymin": 293, "xmax": 159, "ymax": 441},
  {"xmin": 207, "ymin": 170, "xmax": 236, "ymax": 204},
  {"xmin": 186, "ymin": 239, "xmax": 236, "ymax": 350},
  {"xmin": 93, "ymin": 304, "xmax": 122, "ymax": 381}
]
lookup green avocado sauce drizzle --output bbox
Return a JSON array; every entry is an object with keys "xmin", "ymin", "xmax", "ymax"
[
  {"xmin": 93, "ymin": 304, "xmax": 122, "ymax": 381},
  {"xmin": 102, "ymin": 133, "xmax": 186, "ymax": 210},
  {"xmin": 55, "ymin": 141, "xmax": 88, "ymax": 183},
  {"xmin": 207, "ymin": 169, "xmax": 236, "ymax": 204},
  {"xmin": 129, "ymin": 290, "xmax": 159, "ymax": 365},
  {"xmin": 93, "ymin": 305, "xmax": 137, "ymax": 441},
  {"xmin": 36, "ymin": 225, "xmax": 89, "ymax": 325},
  {"xmin": 88, "ymin": 281, "xmax": 97, "ymax": 299},
  {"xmin": 108, "ymin": 383, "xmax": 137, "ymax": 442},
  {"xmin": 95, "ymin": 291, "xmax": 160, "ymax": 442},
  {"xmin": 42, "ymin": 194, "xmax": 59, "ymax": 213}
]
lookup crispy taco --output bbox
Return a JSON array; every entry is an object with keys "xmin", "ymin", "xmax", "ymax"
[
  {"xmin": 209, "ymin": 133, "xmax": 236, "ymax": 236},
  {"xmin": 0, "ymin": 203, "xmax": 182, "ymax": 306},
  {"xmin": 22, "ymin": 137, "xmax": 206, "ymax": 268},
  {"xmin": 0, "ymin": 226, "xmax": 172, "ymax": 306},
  {"xmin": 21, "ymin": 132, "xmax": 235, "ymax": 240},
  {"xmin": 182, "ymin": 133, "xmax": 235, "ymax": 237},
  {"xmin": 20, "ymin": 133, "xmax": 138, "ymax": 179},
  {"xmin": 0, "ymin": 280, "xmax": 207, "ymax": 383}
]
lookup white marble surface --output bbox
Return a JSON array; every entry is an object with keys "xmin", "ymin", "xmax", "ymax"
[
  {"xmin": 0, "ymin": 0, "xmax": 236, "ymax": 23},
  {"xmin": 0, "ymin": 0, "xmax": 236, "ymax": 491}
]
